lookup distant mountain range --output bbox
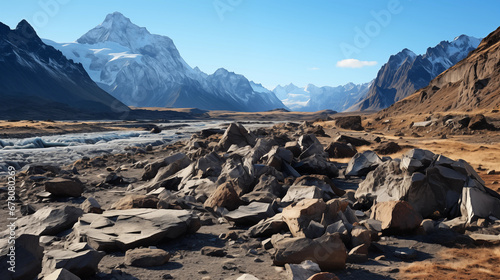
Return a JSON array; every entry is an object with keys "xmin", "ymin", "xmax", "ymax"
[
  {"xmin": 272, "ymin": 82, "xmax": 371, "ymax": 112},
  {"xmin": 379, "ymin": 26, "xmax": 500, "ymax": 116},
  {"xmin": 347, "ymin": 35, "xmax": 481, "ymax": 111},
  {"xmin": 275, "ymin": 35, "xmax": 481, "ymax": 113},
  {"xmin": 0, "ymin": 12, "xmax": 487, "ymax": 118},
  {"xmin": 0, "ymin": 20, "xmax": 130, "ymax": 120},
  {"xmin": 45, "ymin": 12, "xmax": 286, "ymax": 112}
]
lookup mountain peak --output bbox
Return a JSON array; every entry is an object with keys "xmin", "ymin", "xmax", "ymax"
[
  {"xmin": 101, "ymin": 12, "xmax": 133, "ymax": 28},
  {"xmin": 77, "ymin": 12, "xmax": 150, "ymax": 49},
  {"xmin": 15, "ymin": 19, "xmax": 38, "ymax": 38}
]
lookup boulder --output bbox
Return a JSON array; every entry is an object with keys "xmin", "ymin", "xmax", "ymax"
[
  {"xmin": 350, "ymin": 226, "xmax": 371, "ymax": 254},
  {"xmin": 334, "ymin": 135, "xmax": 370, "ymax": 147},
  {"xmin": 0, "ymin": 235, "xmax": 43, "ymax": 280},
  {"xmin": 335, "ymin": 116, "xmax": 363, "ymax": 131},
  {"xmin": 80, "ymin": 197, "xmax": 102, "ymax": 214},
  {"xmin": 273, "ymin": 233, "xmax": 347, "ymax": 270},
  {"xmin": 285, "ymin": 260, "xmax": 321, "ymax": 280},
  {"xmin": 400, "ymin": 149, "xmax": 435, "ymax": 174},
  {"xmin": 72, "ymin": 209, "xmax": 200, "ymax": 252},
  {"xmin": 266, "ymin": 146, "xmax": 294, "ymax": 164},
  {"xmin": 461, "ymin": 178, "xmax": 500, "ymax": 223},
  {"xmin": 282, "ymin": 199, "xmax": 326, "ymax": 237},
  {"xmin": 282, "ymin": 185, "xmax": 324, "ymax": 204},
  {"xmin": 293, "ymin": 175, "xmax": 346, "ymax": 197},
  {"xmin": 252, "ymin": 175, "xmax": 283, "ymax": 197},
  {"xmin": 124, "ymin": 248, "xmax": 171, "ymax": 267},
  {"xmin": 144, "ymin": 155, "xmax": 192, "ymax": 191},
  {"xmin": 294, "ymin": 155, "xmax": 339, "ymax": 178},
  {"xmin": 345, "ymin": 151, "xmax": 382, "ymax": 177},
  {"xmin": 374, "ymin": 142, "xmax": 401, "ymax": 155},
  {"xmin": 355, "ymin": 160, "xmax": 409, "ymax": 204},
  {"xmin": 110, "ymin": 195, "xmax": 159, "ymax": 210},
  {"xmin": 468, "ymin": 114, "xmax": 493, "ymax": 130},
  {"xmin": 325, "ymin": 142, "xmax": 357, "ymax": 158},
  {"xmin": 285, "ymin": 141, "xmax": 302, "ymax": 158},
  {"xmin": 247, "ymin": 214, "xmax": 288, "ymax": 238},
  {"xmin": 44, "ymin": 268, "xmax": 81, "ymax": 280},
  {"xmin": 3, "ymin": 206, "xmax": 83, "ymax": 237},
  {"xmin": 141, "ymin": 152, "xmax": 190, "ymax": 181},
  {"xmin": 216, "ymin": 157, "xmax": 254, "ymax": 195},
  {"xmin": 370, "ymin": 201, "xmax": 423, "ymax": 234},
  {"xmin": 194, "ymin": 152, "xmax": 223, "ymax": 178},
  {"xmin": 218, "ymin": 123, "xmax": 256, "ymax": 151},
  {"xmin": 204, "ymin": 181, "xmax": 242, "ymax": 211},
  {"xmin": 224, "ymin": 202, "xmax": 275, "ymax": 226},
  {"xmin": 43, "ymin": 249, "xmax": 104, "ymax": 278},
  {"xmin": 45, "ymin": 177, "xmax": 84, "ymax": 197}
]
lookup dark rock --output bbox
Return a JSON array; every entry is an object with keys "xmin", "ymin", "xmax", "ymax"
[
  {"xmin": 335, "ymin": 116, "xmax": 363, "ymax": 131},
  {"xmin": 45, "ymin": 177, "xmax": 84, "ymax": 197},
  {"xmin": 325, "ymin": 142, "xmax": 357, "ymax": 158},
  {"xmin": 374, "ymin": 142, "xmax": 401, "ymax": 155}
]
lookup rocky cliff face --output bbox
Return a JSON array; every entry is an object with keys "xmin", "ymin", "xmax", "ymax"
[{"xmin": 379, "ymin": 26, "xmax": 500, "ymax": 116}]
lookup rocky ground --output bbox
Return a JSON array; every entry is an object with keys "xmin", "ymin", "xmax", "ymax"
[{"xmin": 1, "ymin": 114, "xmax": 500, "ymax": 280}]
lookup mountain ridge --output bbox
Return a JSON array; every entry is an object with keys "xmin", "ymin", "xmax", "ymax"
[
  {"xmin": 0, "ymin": 19, "xmax": 130, "ymax": 120},
  {"xmin": 46, "ymin": 12, "xmax": 287, "ymax": 112},
  {"xmin": 348, "ymin": 35, "xmax": 481, "ymax": 111}
]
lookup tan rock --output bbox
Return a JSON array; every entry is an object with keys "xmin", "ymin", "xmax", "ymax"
[
  {"xmin": 273, "ymin": 233, "xmax": 347, "ymax": 270},
  {"xmin": 370, "ymin": 201, "xmax": 423, "ymax": 233},
  {"xmin": 110, "ymin": 195, "xmax": 159, "ymax": 210},
  {"xmin": 282, "ymin": 199, "xmax": 326, "ymax": 237},
  {"xmin": 350, "ymin": 225, "xmax": 371, "ymax": 254},
  {"xmin": 124, "ymin": 248, "xmax": 171, "ymax": 267},
  {"xmin": 203, "ymin": 181, "xmax": 242, "ymax": 211}
]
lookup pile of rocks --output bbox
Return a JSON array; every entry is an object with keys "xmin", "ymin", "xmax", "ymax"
[{"xmin": 2, "ymin": 122, "xmax": 499, "ymax": 279}]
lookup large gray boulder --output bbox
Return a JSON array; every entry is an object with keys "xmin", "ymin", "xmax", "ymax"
[
  {"xmin": 45, "ymin": 177, "xmax": 84, "ymax": 197},
  {"xmin": 218, "ymin": 123, "xmax": 256, "ymax": 151},
  {"xmin": 43, "ymin": 249, "xmax": 104, "ymax": 278},
  {"xmin": 272, "ymin": 233, "xmax": 347, "ymax": 270},
  {"xmin": 141, "ymin": 152, "xmax": 190, "ymax": 181},
  {"xmin": 461, "ymin": 178, "xmax": 500, "ymax": 223},
  {"xmin": 72, "ymin": 209, "xmax": 201, "ymax": 252},
  {"xmin": 345, "ymin": 150, "xmax": 383, "ymax": 177},
  {"xmin": 0, "ymin": 235, "xmax": 44, "ymax": 280}
]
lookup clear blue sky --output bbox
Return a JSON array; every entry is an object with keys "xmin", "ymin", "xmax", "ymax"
[{"xmin": 1, "ymin": 0, "xmax": 499, "ymax": 89}]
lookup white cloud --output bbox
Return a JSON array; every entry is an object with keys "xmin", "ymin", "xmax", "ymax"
[{"xmin": 336, "ymin": 59, "xmax": 377, "ymax": 68}]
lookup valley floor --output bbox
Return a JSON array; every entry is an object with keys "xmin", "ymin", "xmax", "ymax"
[{"xmin": 1, "ymin": 110, "xmax": 499, "ymax": 280}]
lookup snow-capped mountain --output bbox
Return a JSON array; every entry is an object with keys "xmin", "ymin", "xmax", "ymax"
[
  {"xmin": 272, "ymin": 82, "xmax": 371, "ymax": 112},
  {"xmin": 348, "ymin": 35, "xmax": 481, "ymax": 111},
  {"xmin": 0, "ymin": 19, "xmax": 129, "ymax": 120},
  {"xmin": 45, "ymin": 12, "xmax": 286, "ymax": 112}
]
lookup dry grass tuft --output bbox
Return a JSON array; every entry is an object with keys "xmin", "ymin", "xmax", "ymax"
[{"xmin": 400, "ymin": 247, "xmax": 500, "ymax": 279}]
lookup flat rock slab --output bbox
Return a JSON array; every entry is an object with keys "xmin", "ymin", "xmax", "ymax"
[
  {"xmin": 73, "ymin": 209, "xmax": 200, "ymax": 252},
  {"xmin": 224, "ymin": 202, "xmax": 275, "ymax": 226},
  {"xmin": 1, "ymin": 206, "xmax": 83, "ymax": 237}
]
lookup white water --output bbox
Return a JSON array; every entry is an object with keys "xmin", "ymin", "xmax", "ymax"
[{"xmin": 0, "ymin": 121, "xmax": 275, "ymax": 175}]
